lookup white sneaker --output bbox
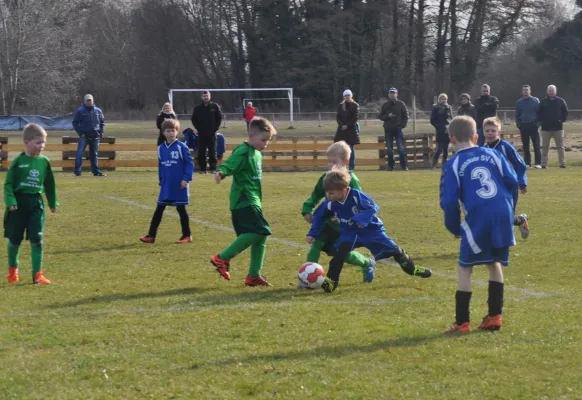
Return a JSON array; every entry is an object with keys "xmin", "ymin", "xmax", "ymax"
[
  {"xmin": 534, "ymin": 165, "xmax": 542, "ymax": 169},
  {"xmin": 518, "ymin": 214, "xmax": 530, "ymax": 239}
]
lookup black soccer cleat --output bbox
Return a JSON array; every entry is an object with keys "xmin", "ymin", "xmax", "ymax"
[
  {"xmin": 321, "ymin": 278, "xmax": 338, "ymax": 293},
  {"xmin": 394, "ymin": 249, "xmax": 432, "ymax": 278}
]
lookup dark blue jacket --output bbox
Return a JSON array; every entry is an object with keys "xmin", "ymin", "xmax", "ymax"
[
  {"xmin": 430, "ymin": 104, "xmax": 453, "ymax": 141},
  {"xmin": 515, "ymin": 97, "xmax": 540, "ymax": 127},
  {"xmin": 538, "ymin": 96, "xmax": 568, "ymax": 131},
  {"xmin": 183, "ymin": 129, "xmax": 226, "ymax": 159},
  {"xmin": 72, "ymin": 104, "xmax": 105, "ymax": 138}
]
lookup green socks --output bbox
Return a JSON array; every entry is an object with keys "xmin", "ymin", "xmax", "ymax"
[
  {"xmin": 8, "ymin": 241, "xmax": 20, "ymax": 268},
  {"xmin": 345, "ymin": 251, "xmax": 370, "ymax": 269},
  {"xmin": 31, "ymin": 240, "xmax": 43, "ymax": 276},
  {"xmin": 306, "ymin": 240, "xmax": 324, "ymax": 263},
  {"xmin": 219, "ymin": 233, "xmax": 268, "ymax": 277}
]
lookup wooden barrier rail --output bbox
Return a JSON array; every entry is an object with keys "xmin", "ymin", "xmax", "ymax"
[{"xmin": 0, "ymin": 132, "xmax": 522, "ymax": 172}]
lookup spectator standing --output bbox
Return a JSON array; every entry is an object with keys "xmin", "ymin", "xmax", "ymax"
[
  {"xmin": 378, "ymin": 88, "xmax": 409, "ymax": 171},
  {"xmin": 243, "ymin": 102, "xmax": 257, "ymax": 131},
  {"xmin": 474, "ymin": 84, "xmax": 499, "ymax": 146},
  {"xmin": 430, "ymin": 93, "xmax": 453, "ymax": 168},
  {"xmin": 333, "ymin": 89, "xmax": 360, "ymax": 170},
  {"xmin": 539, "ymin": 85, "xmax": 569, "ymax": 169},
  {"xmin": 457, "ymin": 93, "xmax": 477, "ymax": 121},
  {"xmin": 191, "ymin": 90, "xmax": 223, "ymax": 173},
  {"xmin": 72, "ymin": 94, "xmax": 105, "ymax": 177},
  {"xmin": 515, "ymin": 85, "xmax": 541, "ymax": 168},
  {"xmin": 156, "ymin": 102, "xmax": 177, "ymax": 146}
]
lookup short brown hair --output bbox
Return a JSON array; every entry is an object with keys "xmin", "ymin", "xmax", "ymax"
[
  {"xmin": 249, "ymin": 117, "xmax": 277, "ymax": 139},
  {"xmin": 483, "ymin": 117, "xmax": 501, "ymax": 130},
  {"xmin": 323, "ymin": 167, "xmax": 351, "ymax": 191},
  {"xmin": 522, "ymin": 85, "xmax": 531, "ymax": 89},
  {"xmin": 22, "ymin": 123, "xmax": 47, "ymax": 142},
  {"xmin": 460, "ymin": 93, "xmax": 471, "ymax": 101},
  {"xmin": 161, "ymin": 119, "xmax": 180, "ymax": 131},
  {"xmin": 326, "ymin": 141, "xmax": 351, "ymax": 162},
  {"xmin": 448, "ymin": 116, "xmax": 476, "ymax": 143}
]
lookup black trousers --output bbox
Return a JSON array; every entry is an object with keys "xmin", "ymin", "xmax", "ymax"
[
  {"xmin": 148, "ymin": 204, "xmax": 191, "ymax": 237},
  {"xmin": 519, "ymin": 124, "xmax": 541, "ymax": 166},
  {"xmin": 327, "ymin": 242, "xmax": 353, "ymax": 282},
  {"xmin": 198, "ymin": 133, "xmax": 217, "ymax": 172}
]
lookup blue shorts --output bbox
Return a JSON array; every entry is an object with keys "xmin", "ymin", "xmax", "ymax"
[
  {"xmin": 459, "ymin": 245, "xmax": 509, "ymax": 268},
  {"xmin": 344, "ymin": 233, "xmax": 401, "ymax": 261}
]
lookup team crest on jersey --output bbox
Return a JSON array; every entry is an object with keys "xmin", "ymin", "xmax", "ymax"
[
  {"xmin": 352, "ymin": 206, "xmax": 359, "ymax": 215},
  {"xmin": 29, "ymin": 169, "xmax": 40, "ymax": 178}
]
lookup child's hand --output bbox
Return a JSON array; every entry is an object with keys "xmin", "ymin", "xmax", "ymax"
[
  {"xmin": 306, "ymin": 236, "xmax": 315, "ymax": 244},
  {"xmin": 214, "ymin": 171, "xmax": 223, "ymax": 184},
  {"xmin": 8, "ymin": 205, "xmax": 17, "ymax": 211},
  {"xmin": 50, "ymin": 208, "xmax": 56, "ymax": 213},
  {"xmin": 341, "ymin": 125, "xmax": 348, "ymax": 131},
  {"xmin": 180, "ymin": 180, "xmax": 188, "ymax": 189},
  {"xmin": 331, "ymin": 216, "xmax": 339, "ymax": 224},
  {"xmin": 520, "ymin": 185, "xmax": 527, "ymax": 195},
  {"xmin": 303, "ymin": 213, "xmax": 313, "ymax": 224}
]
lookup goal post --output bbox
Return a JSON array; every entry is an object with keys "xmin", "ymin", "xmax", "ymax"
[
  {"xmin": 168, "ymin": 88, "xmax": 295, "ymax": 128},
  {"xmin": 242, "ymin": 97, "xmax": 301, "ymax": 115}
]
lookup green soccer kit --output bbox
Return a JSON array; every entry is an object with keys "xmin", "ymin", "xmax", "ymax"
[
  {"xmin": 216, "ymin": 142, "xmax": 270, "ymax": 278},
  {"xmin": 4, "ymin": 153, "xmax": 58, "ymax": 279},
  {"xmin": 301, "ymin": 171, "xmax": 370, "ymax": 268}
]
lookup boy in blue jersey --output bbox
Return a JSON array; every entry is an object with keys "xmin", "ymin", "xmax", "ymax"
[
  {"xmin": 440, "ymin": 116, "xmax": 519, "ymax": 334},
  {"xmin": 307, "ymin": 168, "xmax": 432, "ymax": 292},
  {"xmin": 140, "ymin": 119, "xmax": 194, "ymax": 244},
  {"xmin": 483, "ymin": 117, "xmax": 530, "ymax": 239}
]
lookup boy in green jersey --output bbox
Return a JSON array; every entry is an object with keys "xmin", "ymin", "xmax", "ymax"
[
  {"xmin": 301, "ymin": 141, "xmax": 376, "ymax": 283},
  {"xmin": 211, "ymin": 117, "xmax": 276, "ymax": 286},
  {"xmin": 4, "ymin": 123, "xmax": 58, "ymax": 284}
]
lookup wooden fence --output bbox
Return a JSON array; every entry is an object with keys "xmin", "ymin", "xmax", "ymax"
[{"xmin": 0, "ymin": 132, "xmax": 521, "ymax": 172}]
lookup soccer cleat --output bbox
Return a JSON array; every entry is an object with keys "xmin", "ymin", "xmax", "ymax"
[
  {"xmin": 321, "ymin": 277, "xmax": 338, "ymax": 293},
  {"xmin": 139, "ymin": 235, "xmax": 155, "ymax": 244},
  {"xmin": 518, "ymin": 214, "xmax": 530, "ymax": 239},
  {"xmin": 34, "ymin": 270, "xmax": 51, "ymax": 285},
  {"xmin": 362, "ymin": 259, "xmax": 376, "ymax": 283},
  {"xmin": 477, "ymin": 315, "xmax": 502, "ymax": 331},
  {"xmin": 210, "ymin": 255, "xmax": 231, "ymax": 281},
  {"xmin": 395, "ymin": 249, "xmax": 432, "ymax": 278},
  {"xmin": 7, "ymin": 267, "xmax": 19, "ymax": 284},
  {"xmin": 444, "ymin": 322, "xmax": 471, "ymax": 334},
  {"xmin": 534, "ymin": 165, "xmax": 542, "ymax": 169},
  {"xmin": 175, "ymin": 235, "xmax": 192, "ymax": 244},
  {"xmin": 244, "ymin": 275, "xmax": 272, "ymax": 287}
]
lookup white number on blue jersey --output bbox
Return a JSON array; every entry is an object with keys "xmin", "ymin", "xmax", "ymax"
[
  {"xmin": 471, "ymin": 167, "xmax": 497, "ymax": 199},
  {"xmin": 170, "ymin": 151, "xmax": 180, "ymax": 159}
]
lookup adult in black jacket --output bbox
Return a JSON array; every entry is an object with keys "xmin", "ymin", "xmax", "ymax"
[
  {"xmin": 457, "ymin": 93, "xmax": 477, "ymax": 121},
  {"xmin": 430, "ymin": 94, "xmax": 453, "ymax": 168},
  {"xmin": 156, "ymin": 102, "xmax": 177, "ymax": 146},
  {"xmin": 474, "ymin": 84, "xmax": 499, "ymax": 146},
  {"xmin": 378, "ymin": 88, "xmax": 409, "ymax": 171},
  {"xmin": 334, "ymin": 89, "xmax": 360, "ymax": 170},
  {"xmin": 191, "ymin": 90, "xmax": 223, "ymax": 173},
  {"xmin": 539, "ymin": 85, "xmax": 569, "ymax": 168}
]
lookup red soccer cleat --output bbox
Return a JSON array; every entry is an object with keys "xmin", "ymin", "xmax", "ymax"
[
  {"xmin": 34, "ymin": 270, "xmax": 51, "ymax": 285},
  {"xmin": 478, "ymin": 315, "xmax": 503, "ymax": 331},
  {"xmin": 444, "ymin": 322, "xmax": 471, "ymax": 334},
  {"xmin": 210, "ymin": 255, "xmax": 231, "ymax": 281},
  {"xmin": 244, "ymin": 275, "xmax": 272, "ymax": 287},
  {"xmin": 7, "ymin": 267, "xmax": 19, "ymax": 284},
  {"xmin": 140, "ymin": 235, "xmax": 155, "ymax": 244},
  {"xmin": 175, "ymin": 235, "xmax": 192, "ymax": 244}
]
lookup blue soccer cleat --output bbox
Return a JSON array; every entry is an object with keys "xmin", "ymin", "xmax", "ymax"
[{"xmin": 362, "ymin": 258, "xmax": 376, "ymax": 283}]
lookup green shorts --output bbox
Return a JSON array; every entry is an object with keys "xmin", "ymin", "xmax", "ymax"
[
  {"xmin": 4, "ymin": 194, "xmax": 45, "ymax": 245},
  {"xmin": 317, "ymin": 221, "xmax": 341, "ymax": 256},
  {"xmin": 231, "ymin": 205, "xmax": 271, "ymax": 237}
]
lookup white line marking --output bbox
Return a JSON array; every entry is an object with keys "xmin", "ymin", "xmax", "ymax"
[{"xmin": 105, "ymin": 196, "xmax": 552, "ymax": 299}]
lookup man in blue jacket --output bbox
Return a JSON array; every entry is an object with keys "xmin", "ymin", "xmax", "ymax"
[
  {"xmin": 72, "ymin": 94, "xmax": 105, "ymax": 176},
  {"xmin": 515, "ymin": 85, "xmax": 541, "ymax": 168}
]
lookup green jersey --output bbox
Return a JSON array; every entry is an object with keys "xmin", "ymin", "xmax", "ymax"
[
  {"xmin": 301, "ymin": 171, "xmax": 361, "ymax": 215},
  {"xmin": 217, "ymin": 142, "xmax": 263, "ymax": 211},
  {"xmin": 4, "ymin": 153, "xmax": 58, "ymax": 209}
]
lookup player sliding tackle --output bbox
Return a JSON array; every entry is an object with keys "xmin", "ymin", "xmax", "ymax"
[{"xmin": 306, "ymin": 168, "xmax": 431, "ymax": 292}]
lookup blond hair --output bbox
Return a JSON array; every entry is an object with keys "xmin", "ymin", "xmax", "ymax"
[
  {"xmin": 323, "ymin": 167, "xmax": 351, "ymax": 191},
  {"xmin": 483, "ymin": 117, "xmax": 501, "ymax": 130},
  {"xmin": 327, "ymin": 141, "xmax": 351, "ymax": 163},
  {"xmin": 22, "ymin": 123, "xmax": 47, "ymax": 142},
  {"xmin": 161, "ymin": 102, "xmax": 174, "ymax": 114},
  {"xmin": 438, "ymin": 93, "xmax": 448, "ymax": 101},
  {"xmin": 249, "ymin": 117, "xmax": 277, "ymax": 139},
  {"xmin": 161, "ymin": 119, "xmax": 180, "ymax": 131},
  {"xmin": 448, "ymin": 116, "xmax": 476, "ymax": 143}
]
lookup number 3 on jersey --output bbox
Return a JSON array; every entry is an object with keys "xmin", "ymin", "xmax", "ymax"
[{"xmin": 471, "ymin": 167, "xmax": 497, "ymax": 199}]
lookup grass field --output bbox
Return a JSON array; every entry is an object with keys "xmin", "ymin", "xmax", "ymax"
[{"xmin": 1, "ymin": 160, "xmax": 581, "ymax": 398}]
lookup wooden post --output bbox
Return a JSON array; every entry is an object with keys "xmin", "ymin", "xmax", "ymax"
[
  {"xmin": 223, "ymin": 114, "xmax": 228, "ymax": 128},
  {"xmin": 364, "ymin": 112, "xmax": 368, "ymax": 126},
  {"xmin": 0, "ymin": 137, "xmax": 7, "ymax": 170},
  {"xmin": 412, "ymin": 95, "xmax": 417, "ymax": 135},
  {"xmin": 318, "ymin": 113, "xmax": 322, "ymax": 127}
]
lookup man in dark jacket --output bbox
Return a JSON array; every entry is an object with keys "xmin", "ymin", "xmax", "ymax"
[
  {"xmin": 515, "ymin": 85, "xmax": 541, "ymax": 168},
  {"xmin": 191, "ymin": 90, "xmax": 223, "ymax": 173},
  {"xmin": 72, "ymin": 94, "xmax": 105, "ymax": 177},
  {"xmin": 334, "ymin": 89, "xmax": 360, "ymax": 170},
  {"xmin": 457, "ymin": 93, "xmax": 477, "ymax": 121},
  {"xmin": 539, "ymin": 85, "xmax": 569, "ymax": 168},
  {"xmin": 474, "ymin": 84, "xmax": 499, "ymax": 146},
  {"xmin": 378, "ymin": 88, "xmax": 409, "ymax": 171}
]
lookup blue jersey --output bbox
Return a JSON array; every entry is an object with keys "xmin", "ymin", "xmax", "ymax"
[
  {"xmin": 485, "ymin": 139, "xmax": 527, "ymax": 187},
  {"xmin": 157, "ymin": 140, "xmax": 194, "ymax": 206},
  {"xmin": 440, "ymin": 147, "xmax": 518, "ymax": 253}
]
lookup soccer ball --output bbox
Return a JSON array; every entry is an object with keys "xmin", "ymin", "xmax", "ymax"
[{"xmin": 297, "ymin": 262, "xmax": 326, "ymax": 289}]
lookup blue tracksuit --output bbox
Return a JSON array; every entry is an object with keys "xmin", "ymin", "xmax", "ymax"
[
  {"xmin": 308, "ymin": 188, "xmax": 400, "ymax": 260},
  {"xmin": 183, "ymin": 130, "xmax": 226, "ymax": 159},
  {"xmin": 485, "ymin": 139, "xmax": 527, "ymax": 208},
  {"xmin": 440, "ymin": 146, "xmax": 518, "ymax": 267},
  {"xmin": 157, "ymin": 140, "xmax": 194, "ymax": 206}
]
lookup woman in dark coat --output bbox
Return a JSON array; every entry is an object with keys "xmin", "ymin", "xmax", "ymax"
[
  {"xmin": 430, "ymin": 93, "xmax": 453, "ymax": 168},
  {"xmin": 156, "ymin": 102, "xmax": 178, "ymax": 145},
  {"xmin": 334, "ymin": 89, "xmax": 360, "ymax": 170}
]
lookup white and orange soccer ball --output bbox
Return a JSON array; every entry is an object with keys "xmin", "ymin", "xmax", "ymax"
[{"xmin": 297, "ymin": 262, "xmax": 326, "ymax": 289}]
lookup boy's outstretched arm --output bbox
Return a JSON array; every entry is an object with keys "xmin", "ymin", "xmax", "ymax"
[
  {"xmin": 181, "ymin": 144, "xmax": 194, "ymax": 182},
  {"xmin": 350, "ymin": 191, "xmax": 379, "ymax": 227},
  {"xmin": 301, "ymin": 174, "xmax": 325, "ymax": 216},
  {"xmin": 307, "ymin": 201, "xmax": 332, "ymax": 238},
  {"xmin": 215, "ymin": 151, "xmax": 245, "ymax": 181},
  {"xmin": 439, "ymin": 165, "xmax": 462, "ymax": 236},
  {"xmin": 506, "ymin": 144, "xmax": 528, "ymax": 188}
]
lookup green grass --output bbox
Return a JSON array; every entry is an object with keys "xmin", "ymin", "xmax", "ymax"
[{"xmin": 0, "ymin": 167, "xmax": 581, "ymax": 399}]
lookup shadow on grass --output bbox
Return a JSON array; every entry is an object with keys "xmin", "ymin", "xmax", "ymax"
[
  {"xmin": 46, "ymin": 243, "xmax": 141, "ymax": 255},
  {"xmin": 204, "ymin": 333, "xmax": 442, "ymax": 368},
  {"xmin": 46, "ymin": 286, "xmax": 208, "ymax": 309}
]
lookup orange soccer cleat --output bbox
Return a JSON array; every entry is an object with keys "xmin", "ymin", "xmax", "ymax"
[
  {"xmin": 175, "ymin": 235, "xmax": 192, "ymax": 244},
  {"xmin": 210, "ymin": 255, "xmax": 231, "ymax": 281},
  {"xmin": 139, "ymin": 235, "xmax": 155, "ymax": 244},
  {"xmin": 477, "ymin": 315, "xmax": 502, "ymax": 331},
  {"xmin": 7, "ymin": 267, "xmax": 19, "ymax": 284},
  {"xmin": 244, "ymin": 275, "xmax": 273, "ymax": 287},
  {"xmin": 444, "ymin": 322, "xmax": 471, "ymax": 334},
  {"xmin": 34, "ymin": 270, "xmax": 51, "ymax": 285}
]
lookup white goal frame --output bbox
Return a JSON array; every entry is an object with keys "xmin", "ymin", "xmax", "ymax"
[
  {"xmin": 242, "ymin": 97, "xmax": 301, "ymax": 114},
  {"xmin": 168, "ymin": 88, "xmax": 295, "ymax": 127}
]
